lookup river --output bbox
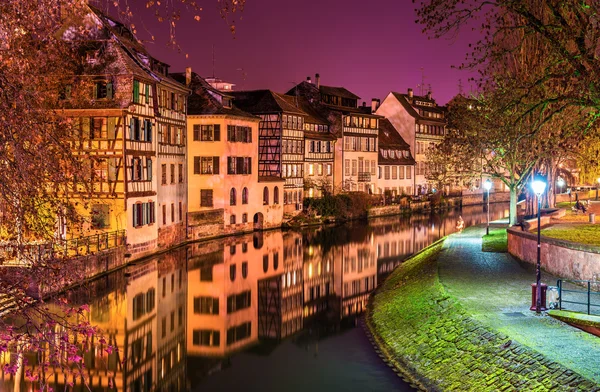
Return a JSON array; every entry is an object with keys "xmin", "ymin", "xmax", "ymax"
[{"xmin": 0, "ymin": 203, "xmax": 509, "ymax": 392}]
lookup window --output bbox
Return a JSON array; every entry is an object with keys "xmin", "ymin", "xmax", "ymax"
[
  {"xmin": 230, "ymin": 215, "xmax": 236, "ymax": 225},
  {"xmin": 263, "ymin": 187, "xmax": 269, "ymax": 205},
  {"xmin": 162, "ymin": 204, "xmax": 166, "ymax": 225},
  {"xmin": 170, "ymin": 164, "xmax": 175, "ymax": 184},
  {"xmin": 263, "ymin": 254, "xmax": 269, "ymax": 272},
  {"xmin": 273, "ymin": 252, "xmax": 279, "ymax": 270},
  {"xmin": 194, "ymin": 156, "xmax": 220, "ymax": 175},
  {"xmin": 392, "ymin": 166, "xmax": 398, "ymax": 179},
  {"xmin": 178, "ymin": 164, "xmax": 183, "ymax": 183},
  {"xmin": 242, "ymin": 243, "xmax": 248, "ymax": 253},
  {"xmin": 132, "ymin": 293, "xmax": 145, "ymax": 321},
  {"xmin": 133, "ymin": 80, "xmax": 140, "ymax": 103},
  {"xmin": 161, "ymin": 164, "xmax": 167, "ymax": 185},
  {"xmin": 95, "ymin": 80, "xmax": 113, "ymax": 100},
  {"xmin": 227, "ymin": 291, "xmax": 251, "ymax": 314},
  {"xmin": 242, "ymin": 262, "xmax": 248, "ymax": 278},
  {"xmin": 230, "ymin": 188, "xmax": 237, "ymax": 206},
  {"xmin": 226, "ymin": 322, "xmax": 251, "ymax": 346},
  {"xmin": 352, "ymin": 160, "xmax": 357, "ymax": 176},
  {"xmin": 146, "ymin": 289, "xmax": 155, "ymax": 312},
  {"xmin": 406, "ymin": 166, "xmax": 412, "ymax": 179},
  {"xmin": 274, "ymin": 187, "xmax": 279, "ymax": 204},
  {"xmin": 192, "ymin": 330, "xmax": 220, "ymax": 347},
  {"xmin": 193, "ymin": 297, "xmax": 219, "ymax": 315},
  {"xmin": 91, "ymin": 204, "xmax": 110, "ymax": 229},
  {"xmin": 242, "ymin": 213, "xmax": 248, "ymax": 223},
  {"xmin": 227, "ymin": 157, "xmax": 252, "ymax": 175},
  {"xmin": 193, "ymin": 124, "xmax": 220, "ymax": 141},
  {"xmin": 171, "ymin": 203, "xmax": 174, "ymax": 223},
  {"xmin": 230, "ymin": 264, "xmax": 236, "ymax": 281},
  {"xmin": 227, "ymin": 125, "xmax": 252, "ymax": 143},
  {"xmin": 132, "ymin": 202, "xmax": 155, "ymax": 227},
  {"xmin": 399, "ymin": 166, "xmax": 405, "ymax": 179},
  {"xmin": 200, "ymin": 266, "xmax": 213, "ymax": 281},
  {"xmin": 385, "ymin": 166, "xmax": 390, "ymax": 180},
  {"xmin": 200, "ymin": 190, "xmax": 213, "ymax": 207},
  {"xmin": 242, "ymin": 188, "xmax": 249, "ymax": 204}
]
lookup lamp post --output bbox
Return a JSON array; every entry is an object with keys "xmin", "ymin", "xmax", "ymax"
[
  {"xmin": 557, "ymin": 178, "xmax": 565, "ymax": 194},
  {"xmin": 531, "ymin": 178, "xmax": 547, "ymax": 313},
  {"xmin": 483, "ymin": 179, "xmax": 492, "ymax": 235}
]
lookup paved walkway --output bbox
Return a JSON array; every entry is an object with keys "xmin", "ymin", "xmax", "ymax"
[{"xmin": 438, "ymin": 226, "xmax": 600, "ymax": 383}]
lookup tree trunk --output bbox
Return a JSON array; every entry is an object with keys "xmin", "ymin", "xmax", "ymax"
[{"xmin": 509, "ymin": 186, "xmax": 518, "ymax": 225}]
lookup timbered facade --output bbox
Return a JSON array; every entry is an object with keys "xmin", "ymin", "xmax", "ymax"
[
  {"xmin": 60, "ymin": 6, "xmax": 188, "ymax": 257},
  {"xmin": 286, "ymin": 76, "xmax": 381, "ymax": 194},
  {"xmin": 176, "ymin": 73, "xmax": 284, "ymax": 239},
  {"xmin": 376, "ymin": 88, "xmax": 447, "ymax": 195},
  {"xmin": 231, "ymin": 90, "xmax": 306, "ymax": 215}
]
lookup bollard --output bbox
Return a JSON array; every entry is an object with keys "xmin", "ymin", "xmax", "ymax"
[
  {"xmin": 590, "ymin": 213, "xmax": 596, "ymax": 223},
  {"xmin": 530, "ymin": 283, "xmax": 548, "ymax": 311}
]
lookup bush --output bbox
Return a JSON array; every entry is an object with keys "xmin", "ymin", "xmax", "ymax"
[{"xmin": 303, "ymin": 192, "xmax": 378, "ymax": 220}]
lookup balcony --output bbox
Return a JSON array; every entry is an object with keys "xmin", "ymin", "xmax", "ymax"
[{"xmin": 358, "ymin": 172, "xmax": 371, "ymax": 182}]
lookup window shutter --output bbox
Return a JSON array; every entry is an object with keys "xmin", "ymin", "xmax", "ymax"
[
  {"xmin": 106, "ymin": 82, "xmax": 113, "ymax": 99},
  {"xmin": 133, "ymin": 80, "xmax": 140, "ymax": 103},
  {"xmin": 248, "ymin": 157, "xmax": 252, "ymax": 174},
  {"xmin": 213, "ymin": 157, "xmax": 220, "ymax": 174},
  {"xmin": 237, "ymin": 157, "xmax": 243, "ymax": 174},
  {"xmin": 194, "ymin": 157, "xmax": 200, "ymax": 174},
  {"xmin": 147, "ymin": 121, "xmax": 152, "ymax": 142},
  {"xmin": 129, "ymin": 118, "xmax": 134, "ymax": 140},
  {"xmin": 214, "ymin": 124, "xmax": 221, "ymax": 141},
  {"xmin": 193, "ymin": 125, "xmax": 200, "ymax": 141},
  {"xmin": 248, "ymin": 127, "xmax": 252, "ymax": 143},
  {"xmin": 145, "ymin": 84, "xmax": 149, "ymax": 103},
  {"xmin": 147, "ymin": 159, "xmax": 152, "ymax": 180}
]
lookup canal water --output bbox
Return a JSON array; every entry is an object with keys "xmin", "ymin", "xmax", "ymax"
[{"xmin": 1, "ymin": 203, "xmax": 508, "ymax": 391}]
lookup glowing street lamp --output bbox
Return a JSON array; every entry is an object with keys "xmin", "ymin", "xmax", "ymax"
[
  {"xmin": 557, "ymin": 178, "xmax": 565, "ymax": 194},
  {"xmin": 531, "ymin": 177, "xmax": 547, "ymax": 313},
  {"xmin": 483, "ymin": 179, "xmax": 492, "ymax": 235}
]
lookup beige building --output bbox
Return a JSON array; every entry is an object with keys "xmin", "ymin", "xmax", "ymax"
[
  {"xmin": 60, "ymin": 5, "xmax": 188, "ymax": 258},
  {"xmin": 376, "ymin": 88, "xmax": 446, "ymax": 195},
  {"xmin": 175, "ymin": 72, "xmax": 284, "ymax": 240},
  {"xmin": 376, "ymin": 118, "xmax": 416, "ymax": 198}
]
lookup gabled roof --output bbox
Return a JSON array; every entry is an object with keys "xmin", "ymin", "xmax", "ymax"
[
  {"xmin": 319, "ymin": 85, "xmax": 360, "ymax": 100},
  {"xmin": 378, "ymin": 119, "xmax": 415, "ymax": 165},
  {"xmin": 231, "ymin": 90, "xmax": 306, "ymax": 115},
  {"xmin": 171, "ymin": 72, "xmax": 257, "ymax": 119},
  {"xmin": 390, "ymin": 92, "xmax": 446, "ymax": 121}
]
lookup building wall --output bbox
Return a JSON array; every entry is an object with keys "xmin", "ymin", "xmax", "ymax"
[
  {"xmin": 304, "ymin": 138, "xmax": 335, "ymax": 198},
  {"xmin": 187, "ymin": 115, "xmax": 283, "ymax": 239},
  {"xmin": 376, "ymin": 164, "xmax": 414, "ymax": 196},
  {"xmin": 376, "ymin": 94, "xmax": 416, "ymax": 156}
]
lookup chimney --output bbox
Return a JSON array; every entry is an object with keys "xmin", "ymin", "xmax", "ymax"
[
  {"xmin": 427, "ymin": 91, "xmax": 432, "ymax": 100},
  {"xmin": 306, "ymin": 76, "xmax": 312, "ymax": 84},
  {"xmin": 408, "ymin": 88, "xmax": 413, "ymax": 98},
  {"xmin": 185, "ymin": 67, "xmax": 192, "ymax": 87},
  {"xmin": 362, "ymin": 101, "xmax": 366, "ymax": 107},
  {"xmin": 315, "ymin": 73, "xmax": 320, "ymax": 88},
  {"xmin": 371, "ymin": 98, "xmax": 380, "ymax": 113}
]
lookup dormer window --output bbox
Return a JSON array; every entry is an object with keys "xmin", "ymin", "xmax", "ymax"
[
  {"xmin": 403, "ymin": 150, "xmax": 409, "ymax": 158},
  {"xmin": 94, "ymin": 80, "xmax": 113, "ymax": 100},
  {"xmin": 381, "ymin": 149, "xmax": 387, "ymax": 158}
]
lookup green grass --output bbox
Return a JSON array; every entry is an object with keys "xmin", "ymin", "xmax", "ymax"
[
  {"xmin": 541, "ymin": 224, "xmax": 600, "ymax": 246},
  {"xmin": 556, "ymin": 201, "xmax": 576, "ymax": 208},
  {"xmin": 481, "ymin": 229, "xmax": 508, "ymax": 252}
]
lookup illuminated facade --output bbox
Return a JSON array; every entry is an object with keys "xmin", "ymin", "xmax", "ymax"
[
  {"xmin": 376, "ymin": 88, "xmax": 447, "ymax": 195},
  {"xmin": 376, "ymin": 118, "xmax": 416, "ymax": 197}
]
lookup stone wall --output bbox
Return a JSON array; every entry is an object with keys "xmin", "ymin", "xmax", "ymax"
[
  {"xmin": 462, "ymin": 192, "xmax": 511, "ymax": 206},
  {"xmin": 368, "ymin": 205, "xmax": 401, "ymax": 218},
  {"xmin": 508, "ymin": 227, "xmax": 600, "ymax": 282},
  {"xmin": 555, "ymin": 191, "xmax": 592, "ymax": 203},
  {"xmin": 158, "ymin": 222, "xmax": 186, "ymax": 249}
]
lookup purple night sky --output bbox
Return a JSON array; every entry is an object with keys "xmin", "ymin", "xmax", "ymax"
[{"xmin": 123, "ymin": 0, "xmax": 479, "ymax": 105}]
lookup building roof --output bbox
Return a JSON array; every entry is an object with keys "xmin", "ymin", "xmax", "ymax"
[
  {"xmin": 231, "ymin": 90, "xmax": 306, "ymax": 115},
  {"xmin": 378, "ymin": 119, "xmax": 415, "ymax": 165},
  {"xmin": 390, "ymin": 92, "xmax": 447, "ymax": 122},
  {"xmin": 318, "ymin": 85, "xmax": 361, "ymax": 100},
  {"xmin": 170, "ymin": 72, "xmax": 257, "ymax": 119}
]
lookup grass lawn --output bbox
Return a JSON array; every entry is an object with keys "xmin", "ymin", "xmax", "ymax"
[
  {"xmin": 541, "ymin": 224, "xmax": 600, "ymax": 246},
  {"xmin": 556, "ymin": 201, "xmax": 576, "ymax": 208},
  {"xmin": 481, "ymin": 229, "xmax": 508, "ymax": 252}
]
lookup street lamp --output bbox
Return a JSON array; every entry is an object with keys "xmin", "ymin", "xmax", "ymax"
[
  {"xmin": 483, "ymin": 179, "xmax": 492, "ymax": 235},
  {"xmin": 531, "ymin": 177, "xmax": 547, "ymax": 313},
  {"xmin": 557, "ymin": 178, "xmax": 565, "ymax": 194}
]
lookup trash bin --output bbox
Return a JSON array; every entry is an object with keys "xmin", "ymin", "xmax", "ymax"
[
  {"xmin": 530, "ymin": 283, "xmax": 548, "ymax": 311},
  {"xmin": 590, "ymin": 213, "xmax": 596, "ymax": 223}
]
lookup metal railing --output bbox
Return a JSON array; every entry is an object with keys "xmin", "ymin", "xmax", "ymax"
[
  {"xmin": 557, "ymin": 279, "xmax": 600, "ymax": 315},
  {"xmin": 0, "ymin": 230, "xmax": 126, "ymax": 264}
]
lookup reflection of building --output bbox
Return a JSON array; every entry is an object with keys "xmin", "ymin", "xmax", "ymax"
[
  {"xmin": 376, "ymin": 88, "xmax": 446, "ymax": 195},
  {"xmin": 186, "ymin": 230, "xmax": 304, "ymax": 357},
  {"xmin": 174, "ymin": 71, "xmax": 284, "ymax": 240},
  {"xmin": 302, "ymin": 237, "xmax": 336, "ymax": 323}
]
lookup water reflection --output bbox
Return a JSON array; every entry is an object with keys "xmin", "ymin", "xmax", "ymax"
[{"xmin": 0, "ymin": 204, "xmax": 508, "ymax": 391}]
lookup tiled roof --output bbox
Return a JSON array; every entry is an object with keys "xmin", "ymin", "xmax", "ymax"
[
  {"xmin": 170, "ymin": 72, "xmax": 257, "ymax": 119},
  {"xmin": 231, "ymin": 90, "xmax": 305, "ymax": 115},
  {"xmin": 319, "ymin": 85, "xmax": 361, "ymax": 100},
  {"xmin": 390, "ymin": 92, "xmax": 447, "ymax": 121},
  {"xmin": 378, "ymin": 119, "xmax": 415, "ymax": 165}
]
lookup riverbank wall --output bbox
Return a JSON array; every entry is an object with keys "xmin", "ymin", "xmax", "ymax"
[{"xmin": 366, "ymin": 238, "xmax": 597, "ymax": 391}]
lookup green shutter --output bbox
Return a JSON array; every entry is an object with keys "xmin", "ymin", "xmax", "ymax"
[
  {"xmin": 145, "ymin": 84, "xmax": 149, "ymax": 103},
  {"xmin": 133, "ymin": 80, "xmax": 140, "ymax": 103},
  {"xmin": 106, "ymin": 82, "xmax": 113, "ymax": 99}
]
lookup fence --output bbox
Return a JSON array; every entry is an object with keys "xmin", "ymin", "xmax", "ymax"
[
  {"xmin": 0, "ymin": 230, "xmax": 126, "ymax": 264},
  {"xmin": 556, "ymin": 279, "xmax": 600, "ymax": 315}
]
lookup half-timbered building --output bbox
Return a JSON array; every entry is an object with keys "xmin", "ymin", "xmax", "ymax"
[
  {"xmin": 60, "ymin": 6, "xmax": 188, "ymax": 258},
  {"xmin": 231, "ymin": 90, "xmax": 306, "ymax": 215},
  {"xmin": 174, "ymin": 72, "xmax": 284, "ymax": 240},
  {"xmin": 287, "ymin": 75, "xmax": 381, "ymax": 194},
  {"xmin": 375, "ymin": 88, "xmax": 447, "ymax": 195}
]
